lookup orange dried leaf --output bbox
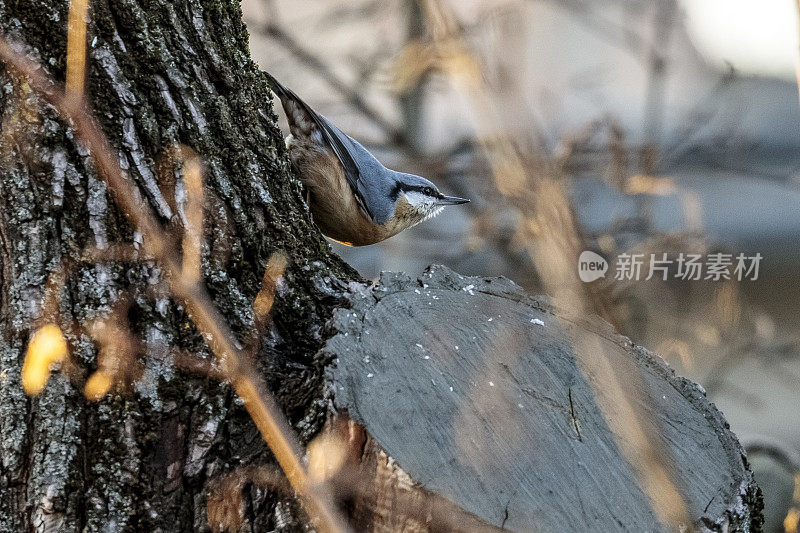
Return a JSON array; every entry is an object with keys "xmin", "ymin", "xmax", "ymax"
[
  {"xmin": 253, "ymin": 252, "xmax": 288, "ymax": 319},
  {"xmin": 22, "ymin": 324, "xmax": 68, "ymax": 395},
  {"xmin": 84, "ymin": 371, "xmax": 113, "ymax": 401}
]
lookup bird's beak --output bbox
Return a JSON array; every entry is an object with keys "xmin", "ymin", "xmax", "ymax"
[{"xmin": 437, "ymin": 195, "xmax": 470, "ymax": 205}]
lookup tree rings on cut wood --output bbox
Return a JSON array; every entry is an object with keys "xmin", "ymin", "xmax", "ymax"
[{"xmin": 324, "ymin": 265, "xmax": 762, "ymax": 532}]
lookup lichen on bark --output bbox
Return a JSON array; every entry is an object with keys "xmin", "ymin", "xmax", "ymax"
[{"xmin": 0, "ymin": 0, "xmax": 357, "ymax": 530}]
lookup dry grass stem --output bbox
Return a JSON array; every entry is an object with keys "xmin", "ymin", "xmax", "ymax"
[
  {"xmin": 180, "ymin": 147, "xmax": 204, "ymax": 282},
  {"xmin": 66, "ymin": 0, "xmax": 89, "ymax": 101}
]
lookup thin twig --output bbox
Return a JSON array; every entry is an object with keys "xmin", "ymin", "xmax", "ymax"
[
  {"xmin": 66, "ymin": 0, "xmax": 89, "ymax": 100},
  {"xmin": 180, "ymin": 147, "xmax": 204, "ymax": 282}
]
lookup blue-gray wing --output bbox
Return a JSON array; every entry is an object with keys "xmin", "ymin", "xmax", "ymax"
[
  {"xmin": 264, "ymin": 72, "xmax": 375, "ymax": 221},
  {"xmin": 313, "ymin": 114, "xmax": 377, "ymax": 221}
]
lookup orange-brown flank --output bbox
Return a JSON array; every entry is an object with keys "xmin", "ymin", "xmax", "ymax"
[{"xmin": 288, "ymin": 140, "xmax": 420, "ymax": 246}]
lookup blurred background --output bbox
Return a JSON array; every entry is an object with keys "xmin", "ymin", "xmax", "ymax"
[{"xmin": 243, "ymin": 0, "xmax": 800, "ymax": 530}]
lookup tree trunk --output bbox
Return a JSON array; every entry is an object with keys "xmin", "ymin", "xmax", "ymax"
[{"xmin": 0, "ymin": 0, "xmax": 355, "ymax": 530}]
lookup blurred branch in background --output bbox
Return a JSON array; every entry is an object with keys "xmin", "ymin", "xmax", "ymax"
[
  {"xmin": 638, "ymin": 0, "xmax": 676, "ymax": 232},
  {"xmin": 537, "ymin": 0, "xmax": 646, "ymax": 56},
  {"xmin": 795, "ymin": 0, "xmax": 800, "ymax": 110}
]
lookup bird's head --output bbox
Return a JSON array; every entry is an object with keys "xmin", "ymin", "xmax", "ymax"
[{"xmin": 390, "ymin": 172, "xmax": 469, "ymax": 228}]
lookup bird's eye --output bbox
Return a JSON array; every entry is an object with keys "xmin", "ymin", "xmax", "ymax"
[{"xmin": 423, "ymin": 187, "xmax": 433, "ymax": 196}]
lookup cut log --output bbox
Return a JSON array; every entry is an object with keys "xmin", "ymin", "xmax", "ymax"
[{"xmin": 324, "ymin": 265, "xmax": 763, "ymax": 532}]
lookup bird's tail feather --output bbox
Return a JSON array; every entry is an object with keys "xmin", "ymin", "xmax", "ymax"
[
  {"xmin": 264, "ymin": 71, "xmax": 321, "ymax": 137},
  {"xmin": 263, "ymin": 72, "xmax": 364, "ymax": 215},
  {"xmin": 264, "ymin": 71, "xmax": 289, "ymax": 100}
]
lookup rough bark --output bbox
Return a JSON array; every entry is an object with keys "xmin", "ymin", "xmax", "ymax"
[{"xmin": 0, "ymin": 0, "xmax": 356, "ymax": 531}]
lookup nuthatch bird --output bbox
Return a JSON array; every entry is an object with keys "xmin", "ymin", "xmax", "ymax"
[{"xmin": 265, "ymin": 73, "xmax": 469, "ymax": 246}]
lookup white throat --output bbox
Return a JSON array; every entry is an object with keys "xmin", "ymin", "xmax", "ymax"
[{"xmin": 403, "ymin": 191, "xmax": 444, "ymax": 224}]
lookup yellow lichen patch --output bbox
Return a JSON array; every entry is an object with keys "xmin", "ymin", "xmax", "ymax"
[
  {"xmin": 22, "ymin": 324, "xmax": 68, "ymax": 395},
  {"xmin": 84, "ymin": 371, "xmax": 113, "ymax": 401}
]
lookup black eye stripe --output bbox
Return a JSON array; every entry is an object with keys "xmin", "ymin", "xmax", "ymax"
[
  {"xmin": 391, "ymin": 183, "xmax": 442, "ymax": 201},
  {"xmin": 399, "ymin": 185, "xmax": 438, "ymax": 196}
]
